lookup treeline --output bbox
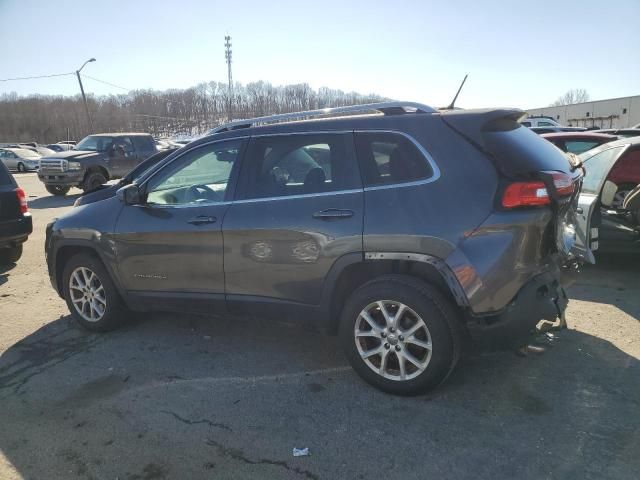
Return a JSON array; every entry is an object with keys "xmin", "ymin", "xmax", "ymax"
[{"xmin": 0, "ymin": 81, "xmax": 386, "ymax": 143}]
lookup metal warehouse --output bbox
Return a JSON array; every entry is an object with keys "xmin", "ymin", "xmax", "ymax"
[{"xmin": 527, "ymin": 95, "xmax": 640, "ymax": 129}]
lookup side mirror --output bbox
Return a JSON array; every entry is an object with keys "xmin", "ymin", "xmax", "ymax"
[{"xmin": 116, "ymin": 184, "xmax": 142, "ymax": 205}]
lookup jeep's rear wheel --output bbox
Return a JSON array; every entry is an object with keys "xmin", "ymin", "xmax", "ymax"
[
  {"xmin": 62, "ymin": 253, "xmax": 128, "ymax": 332},
  {"xmin": 339, "ymin": 275, "xmax": 461, "ymax": 395},
  {"xmin": 83, "ymin": 171, "xmax": 107, "ymax": 192},
  {"xmin": 45, "ymin": 185, "xmax": 70, "ymax": 196}
]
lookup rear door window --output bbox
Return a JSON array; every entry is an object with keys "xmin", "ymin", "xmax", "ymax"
[
  {"xmin": 238, "ymin": 133, "xmax": 359, "ymax": 199},
  {"xmin": 580, "ymin": 145, "xmax": 627, "ymax": 194},
  {"xmin": 354, "ymin": 132, "xmax": 434, "ymax": 187}
]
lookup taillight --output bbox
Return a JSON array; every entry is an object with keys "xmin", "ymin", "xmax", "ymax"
[
  {"xmin": 16, "ymin": 188, "xmax": 28, "ymax": 214},
  {"xmin": 502, "ymin": 172, "xmax": 574, "ymax": 208}
]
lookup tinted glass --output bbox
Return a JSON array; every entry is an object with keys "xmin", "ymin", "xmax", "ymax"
[
  {"xmin": 521, "ymin": 121, "xmax": 532, "ymax": 127},
  {"xmin": 240, "ymin": 133, "xmax": 357, "ymax": 199},
  {"xmin": 76, "ymin": 136, "xmax": 115, "ymax": 152},
  {"xmin": 580, "ymin": 146, "xmax": 626, "ymax": 194},
  {"xmin": 538, "ymin": 121, "xmax": 554, "ymax": 126},
  {"xmin": 355, "ymin": 132, "xmax": 433, "ymax": 187},
  {"xmin": 146, "ymin": 140, "xmax": 242, "ymax": 205},
  {"xmin": 0, "ymin": 162, "xmax": 12, "ymax": 185},
  {"xmin": 564, "ymin": 140, "xmax": 601, "ymax": 155}
]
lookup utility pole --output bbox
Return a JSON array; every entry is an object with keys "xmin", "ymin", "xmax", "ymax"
[
  {"xmin": 224, "ymin": 35, "xmax": 233, "ymax": 122},
  {"xmin": 76, "ymin": 58, "xmax": 96, "ymax": 133}
]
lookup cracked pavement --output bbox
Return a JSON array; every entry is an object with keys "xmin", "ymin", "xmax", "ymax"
[{"xmin": 0, "ymin": 173, "xmax": 638, "ymax": 479}]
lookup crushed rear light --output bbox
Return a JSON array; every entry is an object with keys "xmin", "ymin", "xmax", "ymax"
[
  {"xmin": 502, "ymin": 172, "xmax": 574, "ymax": 208},
  {"xmin": 16, "ymin": 187, "xmax": 28, "ymax": 214}
]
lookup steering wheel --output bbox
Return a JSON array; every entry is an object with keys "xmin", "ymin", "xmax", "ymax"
[{"xmin": 185, "ymin": 184, "xmax": 221, "ymax": 203}]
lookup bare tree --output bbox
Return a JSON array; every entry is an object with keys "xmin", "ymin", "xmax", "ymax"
[
  {"xmin": 550, "ymin": 89, "xmax": 590, "ymax": 107},
  {"xmin": 0, "ymin": 82, "xmax": 388, "ymax": 143}
]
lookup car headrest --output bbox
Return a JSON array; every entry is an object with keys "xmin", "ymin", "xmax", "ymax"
[{"xmin": 304, "ymin": 167, "xmax": 326, "ymax": 193}]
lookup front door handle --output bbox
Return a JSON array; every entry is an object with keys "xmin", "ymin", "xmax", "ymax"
[
  {"xmin": 312, "ymin": 208, "xmax": 354, "ymax": 219},
  {"xmin": 188, "ymin": 215, "xmax": 217, "ymax": 225}
]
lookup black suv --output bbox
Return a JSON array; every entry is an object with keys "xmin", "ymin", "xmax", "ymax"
[
  {"xmin": 45, "ymin": 102, "xmax": 594, "ymax": 394},
  {"xmin": 0, "ymin": 161, "xmax": 32, "ymax": 265},
  {"xmin": 38, "ymin": 133, "xmax": 157, "ymax": 196}
]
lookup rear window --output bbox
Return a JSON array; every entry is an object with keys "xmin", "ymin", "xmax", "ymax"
[
  {"xmin": 355, "ymin": 132, "xmax": 434, "ymax": 187},
  {"xmin": 0, "ymin": 162, "xmax": 14, "ymax": 185},
  {"xmin": 483, "ymin": 125, "xmax": 572, "ymax": 176},
  {"xmin": 131, "ymin": 135, "xmax": 156, "ymax": 152},
  {"xmin": 565, "ymin": 140, "xmax": 601, "ymax": 155}
]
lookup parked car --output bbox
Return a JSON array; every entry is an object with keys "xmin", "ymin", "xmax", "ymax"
[
  {"xmin": 33, "ymin": 146, "xmax": 56, "ymax": 156},
  {"xmin": 57, "ymin": 140, "xmax": 77, "ymax": 145},
  {"xmin": 45, "ymin": 102, "xmax": 592, "ymax": 395},
  {"xmin": 531, "ymin": 126, "xmax": 587, "ymax": 134},
  {"xmin": 591, "ymin": 128, "xmax": 640, "ymax": 138},
  {"xmin": 38, "ymin": 133, "xmax": 158, "ymax": 196},
  {"xmin": 73, "ymin": 147, "xmax": 178, "ymax": 207},
  {"xmin": 541, "ymin": 132, "xmax": 617, "ymax": 155},
  {"xmin": 0, "ymin": 148, "xmax": 41, "ymax": 172},
  {"xmin": 0, "ymin": 161, "xmax": 32, "ymax": 265},
  {"xmin": 520, "ymin": 115, "xmax": 561, "ymax": 128},
  {"xmin": 578, "ymin": 136, "xmax": 640, "ymax": 252},
  {"xmin": 46, "ymin": 144, "xmax": 73, "ymax": 152}
]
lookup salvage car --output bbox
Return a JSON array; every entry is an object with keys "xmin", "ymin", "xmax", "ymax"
[
  {"xmin": 38, "ymin": 133, "xmax": 157, "ymax": 196},
  {"xmin": 0, "ymin": 161, "xmax": 32, "ymax": 265},
  {"xmin": 578, "ymin": 136, "xmax": 640, "ymax": 252},
  {"xmin": 45, "ymin": 102, "xmax": 594, "ymax": 395},
  {"xmin": 541, "ymin": 132, "xmax": 617, "ymax": 155}
]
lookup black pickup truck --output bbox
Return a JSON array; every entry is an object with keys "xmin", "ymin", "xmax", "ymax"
[
  {"xmin": 0, "ymin": 161, "xmax": 31, "ymax": 265},
  {"xmin": 38, "ymin": 133, "xmax": 157, "ymax": 196}
]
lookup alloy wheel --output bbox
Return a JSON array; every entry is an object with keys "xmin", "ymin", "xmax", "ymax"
[
  {"xmin": 354, "ymin": 300, "xmax": 432, "ymax": 381},
  {"xmin": 69, "ymin": 266, "xmax": 107, "ymax": 322}
]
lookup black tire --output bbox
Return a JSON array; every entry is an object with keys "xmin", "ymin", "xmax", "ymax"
[
  {"xmin": 0, "ymin": 245, "xmax": 23, "ymax": 265},
  {"xmin": 82, "ymin": 171, "xmax": 107, "ymax": 193},
  {"xmin": 17, "ymin": 163, "xmax": 25, "ymax": 173},
  {"xmin": 45, "ymin": 185, "xmax": 71, "ymax": 196},
  {"xmin": 339, "ymin": 274, "xmax": 461, "ymax": 395},
  {"xmin": 62, "ymin": 252, "xmax": 128, "ymax": 332}
]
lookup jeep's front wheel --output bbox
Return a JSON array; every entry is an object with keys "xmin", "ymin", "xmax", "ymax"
[
  {"xmin": 83, "ymin": 171, "xmax": 107, "ymax": 192},
  {"xmin": 45, "ymin": 185, "xmax": 70, "ymax": 196},
  {"xmin": 62, "ymin": 253, "xmax": 128, "ymax": 332},
  {"xmin": 339, "ymin": 275, "xmax": 461, "ymax": 395}
]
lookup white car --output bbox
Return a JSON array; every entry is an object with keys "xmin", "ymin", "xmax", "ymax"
[
  {"xmin": 520, "ymin": 116, "xmax": 562, "ymax": 128},
  {"xmin": 0, "ymin": 148, "xmax": 41, "ymax": 172}
]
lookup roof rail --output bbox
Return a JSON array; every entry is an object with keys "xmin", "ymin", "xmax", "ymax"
[{"xmin": 209, "ymin": 101, "xmax": 436, "ymax": 134}]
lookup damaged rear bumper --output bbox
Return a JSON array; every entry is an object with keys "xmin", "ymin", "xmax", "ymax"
[{"xmin": 465, "ymin": 266, "xmax": 568, "ymax": 351}]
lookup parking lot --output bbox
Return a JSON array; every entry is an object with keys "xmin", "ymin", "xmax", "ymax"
[{"xmin": 0, "ymin": 173, "xmax": 638, "ymax": 479}]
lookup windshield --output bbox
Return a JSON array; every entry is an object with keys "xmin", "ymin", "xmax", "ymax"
[{"xmin": 75, "ymin": 135, "xmax": 115, "ymax": 152}]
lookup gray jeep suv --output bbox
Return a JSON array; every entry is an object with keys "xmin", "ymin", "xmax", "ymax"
[{"xmin": 45, "ymin": 102, "xmax": 594, "ymax": 395}]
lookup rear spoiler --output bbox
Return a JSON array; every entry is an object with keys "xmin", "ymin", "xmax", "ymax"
[{"xmin": 439, "ymin": 108, "xmax": 526, "ymax": 152}]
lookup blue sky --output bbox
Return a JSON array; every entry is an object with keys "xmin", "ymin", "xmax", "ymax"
[{"xmin": 1, "ymin": 0, "xmax": 638, "ymax": 109}]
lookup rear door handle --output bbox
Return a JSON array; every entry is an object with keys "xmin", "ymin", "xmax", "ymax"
[
  {"xmin": 312, "ymin": 208, "xmax": 354, "ymax": 219},
  {"xmin": 188, "ymin": 215, "xmax": 217, "ymax": 225}
]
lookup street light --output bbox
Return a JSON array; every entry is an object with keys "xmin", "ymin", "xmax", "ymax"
[{"xmin": 76, "ymin": 58, "xmax": 96, "ymax": 132}]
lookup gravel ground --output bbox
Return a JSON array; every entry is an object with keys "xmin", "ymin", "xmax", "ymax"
[{"xmin": 0, "ymin": 173, "xmax": 638, "ymax": 480}]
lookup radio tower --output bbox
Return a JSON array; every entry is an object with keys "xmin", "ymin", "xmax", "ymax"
[{"xmin": 224, "ymin": 35, "xmax": 233, "ymax": 121}]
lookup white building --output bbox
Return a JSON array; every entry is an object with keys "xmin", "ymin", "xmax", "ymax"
[{"xmin": 526, "ymin": 95, "xmax": 640, "ymax": 129}]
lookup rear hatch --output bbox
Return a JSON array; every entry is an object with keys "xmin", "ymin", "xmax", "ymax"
[{"xmin": 441, "ymin": 109, "xmax": 592, "ymax": 264}]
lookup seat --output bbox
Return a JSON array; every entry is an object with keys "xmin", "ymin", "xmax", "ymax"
[{"xmin": 303, "ymin": 167, "xmax": 326, "ymax": 193}]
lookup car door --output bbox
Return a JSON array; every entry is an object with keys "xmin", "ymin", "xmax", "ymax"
[
  {"xmin": 572, "ymin": 143, "xmax": 631, "ymax": 263},
  {"xmin": 112, "ymin": 138, "xmax": 246, "ymax": 312},
  {"xmin": 222, "ymin": 132, "xmax": 363, "ymax": 313}
]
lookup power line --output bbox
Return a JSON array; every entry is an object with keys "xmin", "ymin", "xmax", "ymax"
[
  {"xmin": 81, "ymin": 74, "xmax": 130, "ymax": 91},
  {"xmin": 0, "ymin": 72, "xmax": 74, "ymax": 82}
]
